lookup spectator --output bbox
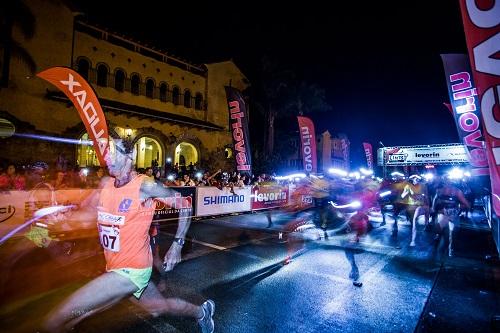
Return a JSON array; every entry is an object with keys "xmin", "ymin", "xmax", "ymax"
[
  {"xmin": 52, "ymin": 171, "xmax": 69, "ymax": 190},
  {"xmin": 27, "ymin": 161, "xmax": 49, "ymax": 188},
  {"xmin": 182, "ymin": 174, "xmax": 196, "ymax": 186},
  {"xmin": 145, "ymin": 167, "xmax": 154, "ymax": 179},
  {"xmin": 0, "ymin": 164, "xmax": 26, "ymax": 190}
]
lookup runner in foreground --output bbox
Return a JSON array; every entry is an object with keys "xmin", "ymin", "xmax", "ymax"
[{"xmin": 43, "ymin": 139, "xmax": 214, "ymax": 333}]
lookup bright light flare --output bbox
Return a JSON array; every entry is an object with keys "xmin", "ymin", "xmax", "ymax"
[
  {"xmin": 275, "ymin": 173, "xmax": 307, "ymax": 180},
  {"xmin": 447, "ymin": 167, "xmax": 463, "ymax": 179},
  {"xmin": 329, "ymin": 200, "xmax": 362, "ymax": 209},
  {"xmin": 423, "ymin": 173, "xmax": 434, "ymax": 181},
  {"xmin": 359, "ymin": 167, "xmax": 373, "ymax": 176},
  {"xmin": 328, "ymin": 168, "xmax": 348, "ymax": 177},
  {"xmin": 390, "ymin": 171, "xmax": 405, "ymax": 178},
  {"xmin": 379, "ymin": 190, "xmax": 391, "ymax": 198},
  {"xmin": 14, "ymin": 133, "xmax": 93, "ymax": 145}
]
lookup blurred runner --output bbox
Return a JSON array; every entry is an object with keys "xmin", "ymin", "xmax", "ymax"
[
  {"xmin": 432, "ymin": 177, "xmax": 470, "ymax": 258},
  {"xmin": 43, "ymin": 139, "xmax": 215, "ymax": 333}
]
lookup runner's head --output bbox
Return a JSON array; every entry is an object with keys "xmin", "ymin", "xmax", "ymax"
[{"xmin": 106, "ymin": 139, "xmax": 135, "ymax": 177}]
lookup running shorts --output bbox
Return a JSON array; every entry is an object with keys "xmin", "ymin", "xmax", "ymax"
[{"xmin": 110, "ymin": 267, "xmax": 153, "ymax": 298}]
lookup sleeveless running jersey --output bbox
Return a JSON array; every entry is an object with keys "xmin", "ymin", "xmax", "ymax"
[{"xmin": 97, "ymin": 175, "xmax": 155, "ymax": 270}]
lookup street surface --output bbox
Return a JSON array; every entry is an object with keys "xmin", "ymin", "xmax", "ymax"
[{"xmin": 0, "ymin": 209, "xmax": 498, "ymax": 333}]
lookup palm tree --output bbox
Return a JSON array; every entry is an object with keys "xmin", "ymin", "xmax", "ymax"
[
  {"xmin": 0, "ymin": 0, "xmax": 36, "ymax": 87},
  {"xmin": 254, "ymin": 56, "xmax": 331, "ymax": 156}
]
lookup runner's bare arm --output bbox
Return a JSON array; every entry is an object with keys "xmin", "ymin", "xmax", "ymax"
[
  {"xmin": 140, "ymin": 180, "xmax": 192, "ymax": 271},
  {"xmin": 456, "ymin": 190, "xmax": 471, "ymax": 210}
]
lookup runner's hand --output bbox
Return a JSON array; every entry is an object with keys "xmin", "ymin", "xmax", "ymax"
[{"xmin": 163, "ymin": 243, "xmax": 182, "ymax": 271}]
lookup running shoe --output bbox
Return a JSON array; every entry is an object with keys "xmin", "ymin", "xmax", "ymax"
[{"xmin": 198, "ymin": 299, "xmax": 215, "ymax": 333}]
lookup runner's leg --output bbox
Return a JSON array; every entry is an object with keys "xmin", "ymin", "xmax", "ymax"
[
  {"xmin": 44, "ymin": 272, "xmax": 137, "ymax": 333},
  {"xmin": 133, "ymin": 281, "xmax": 203, "ymax": 318}
]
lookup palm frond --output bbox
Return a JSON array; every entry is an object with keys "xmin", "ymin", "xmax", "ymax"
[{"xmin": 11, "ymin": 40, "xmax": 36, "ymax": 73}]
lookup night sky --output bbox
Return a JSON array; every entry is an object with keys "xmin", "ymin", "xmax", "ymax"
[{"xmin": 75, "ymin": 1, "xmax": 468, "ymax": 167}]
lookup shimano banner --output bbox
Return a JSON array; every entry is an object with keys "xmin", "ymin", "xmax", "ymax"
[{"xmin": 441, "ymin": 54, "xmax": 489, "ymax": 177}]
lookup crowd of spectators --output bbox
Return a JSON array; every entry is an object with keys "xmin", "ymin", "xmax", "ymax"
[{"xmin": 0, "ymin": 159, "xmax": 279, "ymax": 192}]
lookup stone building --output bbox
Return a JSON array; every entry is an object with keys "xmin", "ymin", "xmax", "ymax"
[{"xmin": 0, "ymin": 0, "xmax": 249, "ymax": 173}]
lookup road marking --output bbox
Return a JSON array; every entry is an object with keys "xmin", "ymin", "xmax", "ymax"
[{"xmin": 161, "ymin": 231, "xmax": 274, "ymax": 261}]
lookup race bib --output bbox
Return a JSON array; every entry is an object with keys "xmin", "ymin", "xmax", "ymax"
[
  {"xmin": 98, "ymin": 224, "xmax": 120, "ymax": 252},
  {"xmin": 98, "ymin": 211, "xmax": 125, "ymax": 225}
]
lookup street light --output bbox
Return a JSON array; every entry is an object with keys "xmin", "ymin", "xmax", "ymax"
[
  {"xmin": 379, "ymin": 141, "xmax": 386, "ymax": 178},
  {"xmin": 124, "ymin": 125, "xmax": 132, "ymax": 138}
]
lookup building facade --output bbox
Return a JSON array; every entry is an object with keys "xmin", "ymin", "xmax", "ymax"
[
  {"xmin": 0, "ymin": 0, "xmax": 249, "ymax": 173},
  {"xmin": 318, "ymin": 131, "xmax": 350, "ymax": 172}
]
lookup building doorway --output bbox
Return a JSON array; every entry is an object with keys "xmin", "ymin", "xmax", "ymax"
[{"xmin": 135, "ymin": 136, "xmax": 163, "ymax": 169}]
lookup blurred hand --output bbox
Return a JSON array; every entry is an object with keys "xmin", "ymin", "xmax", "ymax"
[{"xmin": 163, "ymin": 243, "xmax": 182, "ymax": 271}]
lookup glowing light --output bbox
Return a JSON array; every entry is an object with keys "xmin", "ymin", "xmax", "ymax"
[
  {"xmin": 328, "ymin": 168, "xmax": 348, "ymax": 177},
  {"xmin": 167, "ymin": 174, "xmax": 175, "ymax": 181},
  {"xmin": 379, "ymin": 190, "xmax": 392, "ymax": 198},
  {"xmin": 390, "ymin": 171, "xmax": 405, "ymax": 178},
  {"xmin": 423, "ymin": 173, "xmax": 434, "ymax": 181},
  {"xmin": 348, "ymin": 172, "xmax": 361, "ymax": 179},
  {"xmin": 275, "ymin": 173, "xmax": 307, "ymax": 180},
  {"xmin": 166, "ymin": 157, "xmax": 172, "ymax": 163},
  {"xmin": 329, "ymin": 200, "xmax": 362, "ymax": 209},
  {"xmin": 82, "ymin": 168, "xmax": 89, "ymax": 176},
  {"xmin": 447, "ymin": 167, "xmax": 463, "ymax": 179},
  {"xmin": 14, "ymin": 133, "xmax": 92, "ymax": 145},
  {"xmin": 195, "ymin": 172, "xmax": 202, "ymax": 179},
  {"xmin": 359, "ymin": 167, "xmax": 373, "ymax": 176},
  {"xmin": 464, "ymin": 171, "xmax": 471, "ymax": 177}
]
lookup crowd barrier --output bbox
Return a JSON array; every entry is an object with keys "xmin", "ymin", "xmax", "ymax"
[{"xmin": 0, "ymin": 184, "xmax": 314, "ymax": 235}]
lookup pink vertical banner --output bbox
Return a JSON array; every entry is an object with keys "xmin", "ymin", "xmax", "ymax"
[
  {"xmin": 440, "ymin": 54, "xmax": 489, "ymax": 177},
  {"xmin": 297, "ymin": 116, "xmax": 317, "ymax": 173},
  {"xmin": 458, "ymin": 1, "xmax": 500, "ymax": 215},
  {"xmin": 362, "ymin": 142, "xmax": 373, "ymax": 169}
]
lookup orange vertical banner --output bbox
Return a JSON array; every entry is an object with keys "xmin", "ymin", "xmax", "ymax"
[{"xmin": 37, "ymin": 67, "xmax": 109, "ymax": 166}]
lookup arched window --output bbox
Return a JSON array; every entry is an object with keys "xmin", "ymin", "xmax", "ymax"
[
  {"xmin": 96, "ymin": 64, "xmax": 108, "ymax": 87},
  {"xmin": 172, "ymin": 86, "xmax": 180, "ymax": 105},
  {"xmin": 146, "ymin": 78, "xmax": 155, "ymax": 98},
  {"xmin": 174, "ymin": 142, "xmax": 198, "ymax": 168},
  {"xmin": 183, "ymin": 90, "xmax": 192, "ymax": 108},
  {"xmin": 131, "ymin": 73, "xmax": 141, "ymax": 95},
  {"xmin": 195, "ymin": 93, "xmax": 203, "ymax": 110},
  {"xmin": 159, "ymin": 82, "xmax": 168, "ymax": 102},
  {"xmin": 114, "ymin": 69, "xmax": 125, "ymax": 92},
  {"xmin": 134, "ymin": 136, "xmax": 163, "ymax": 169},
  {"xmin": 77, "ymin": 58, "xmax": 90, "ymax": 80}
]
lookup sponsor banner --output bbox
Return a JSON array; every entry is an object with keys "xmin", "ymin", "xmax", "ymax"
[
  {"xmin": 441, "ymin": 54, "xmax": 489, "ymax": 176},
  {"xmin": 377, "ymin": 144, "xmax": 469, "ymax": 166},
  {"xmin": 153, "ymin": 187, "xmax": 196, "ymax": 221},
  {"xmin": 225, "ymin": 86, "xmax": 252, "ymax": 176},
  {"xmin": 288, "ymin": 184, "xmax": 314, "ymax": 210},
  {"xmin": 251, "ymin": 185, "xmax": 289, "ymax": 210},
  {"xmin": 459, "ymin": 1, "xmax": 500, "ymax": 216},
  {"xmin": 0, "ymin": 189, "xmax": 94, "ymax": 240},
  {"xmin": 37, "ymin": 67, "xmax": 109, "ymax": 166},
  {"xmin": 362, "ymin": 142, "xmax": 373, "ymax": 169},
  {"xmin": 196, "ymin": 186, "xmax": 251, "ymax": 217},
  {"xmin": 297, "ymin": 116, "xmax": 317, "ymax": 173}
]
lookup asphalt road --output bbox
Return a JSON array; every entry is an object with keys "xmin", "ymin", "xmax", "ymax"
[{"xmin": 0, "ymin": 210, "xmax": 498, "ymax": 333}]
